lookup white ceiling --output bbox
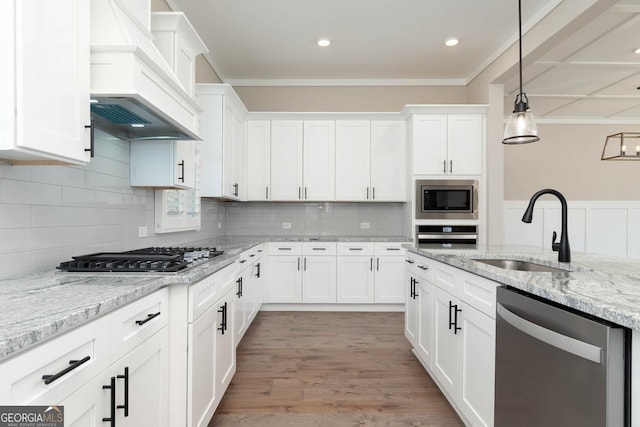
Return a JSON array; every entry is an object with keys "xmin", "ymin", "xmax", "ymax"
[{"xmin": 169, "ymin": 0, "xmax": 640, "ymax": 121}]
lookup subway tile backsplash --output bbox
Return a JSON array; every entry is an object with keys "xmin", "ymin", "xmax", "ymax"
[
  {"xmin": 225, "ymin": 202, "xmax": 404, "ymax": 237},
  {"xmin": 0, "ymin": 130, "xmax": 405, "ymax": 279},
  {"xmin": 0, "ymin": 131, "xmax": 225, "ymax": 279}
]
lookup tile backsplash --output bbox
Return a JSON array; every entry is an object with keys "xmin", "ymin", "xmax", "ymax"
[
  {"xmin": 0, "ymin": 131, "xmax": 405, "ymax": 278},
  {"xmin": 225, "ymin": 201, "xmax": 404, "ymax": 237},
  {"xmin": 0, "ymin": 131, "xmax": 225, "ymax": 279}
]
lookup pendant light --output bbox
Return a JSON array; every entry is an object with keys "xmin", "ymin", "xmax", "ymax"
[{"xmin": 502, "ymin": 0, "xmax": 540, "ymax": 144}]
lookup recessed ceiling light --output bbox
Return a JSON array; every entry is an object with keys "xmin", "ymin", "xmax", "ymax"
[
  {"xmin": 445, "ymin": 38, "xmax": 459, "ymax": 47},
  {"xmin": 317, "ymin": 39, "xmax": 331, "ymax": 47},
  {"xmin": 635, "ymin": 47, "xmax": 640, "ymax": 54},
  {"xmin": 131, "ymin": 124, "xmax": 145, "ymax": 128}
]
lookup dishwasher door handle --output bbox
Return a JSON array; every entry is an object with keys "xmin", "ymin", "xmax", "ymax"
[{"xmin": 497, "ymin": 303, "xmax": 602, "ymax": 363}]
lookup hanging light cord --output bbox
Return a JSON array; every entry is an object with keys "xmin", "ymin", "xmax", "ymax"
[{"xmin": 513, "ymin": 0, "xmax": 528, "ymax": 113}]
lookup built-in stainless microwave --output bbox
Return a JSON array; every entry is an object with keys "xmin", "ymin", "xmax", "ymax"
[{"xmin": 415, "ymin": 179, "xmax": 478, "ymax": 220}]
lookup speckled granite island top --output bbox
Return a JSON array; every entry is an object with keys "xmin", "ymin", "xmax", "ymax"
[
  {"xmin": 0, "ymin": 236, "xmax": 408, "ymax": 361},
  {"xmin": 405, "ymin": 244, "xmax": 640, "ymax": 331}
]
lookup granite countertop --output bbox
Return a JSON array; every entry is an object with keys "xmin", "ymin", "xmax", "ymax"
[
  {"xmin": 405, "ymin": 244, "xmax": 640, "ymax": 331},
  {"xmin": 0, "ymin": 235, "xmax": 408, "ymax": 361}
]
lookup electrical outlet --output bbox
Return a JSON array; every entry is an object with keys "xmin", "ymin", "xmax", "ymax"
[
  {"xmin": 282, "ymin": 222, "xmax": 292, "ymax": 229},
  {"xmin": 360, "ymin": 222, "xmax": 370, "ymax": 229},
  {"xmin": 138, "ymin": 226, "xmax": 148, "ymax": 237}
]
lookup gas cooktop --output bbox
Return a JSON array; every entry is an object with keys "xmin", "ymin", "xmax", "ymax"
[{"xmin": 57, "ymin": 247, "xmax": 224, "ymax": 273}]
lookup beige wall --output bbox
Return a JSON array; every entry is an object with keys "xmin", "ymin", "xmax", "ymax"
[
  {"xmin": 151, "ymin": 0, "xmax": 171, "ymax": 11},
  {"xmin": 196, "ymin": 56, "xmax": 223, "ymax": 83},
  {"xmin": 234, "ymin": 86, "xmax": 466, "ymax": 112},
  {"xmin": 504, "ymin": 123, "xmax": 640, "ymax": 201}
]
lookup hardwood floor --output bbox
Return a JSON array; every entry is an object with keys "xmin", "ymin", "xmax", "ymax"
[{"xmin": 209, "ymin": 311, "xmax": 463, "ymax": 426}]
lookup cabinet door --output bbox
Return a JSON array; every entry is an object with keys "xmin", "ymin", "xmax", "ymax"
[
  {"xmin": 417, "ymin": 280, "xmax": 433, "ymax": 369},
  {"xmin": 411, "ymin": 114, "xmax": 447, "ymax": 175},
  {"xmin": 447, "ymin": 114, "xmax": 482, "ymax": 175},
  {"xmin": 371, "ymin": 121, "xmax": 406, "ymax": 201},
  {"xmin": 270, "ymin": 120, "xmax": 303, "ymax": 200},
  {"xmin": 175, "ymin": 141, "xmax": 195, "ymax": 189},
  {"xmin": 302, "ymin": 256, "xmax": 337, "ymax": 303},
  {"xmin": 188, "ymin": 304, "xmax": 218, "ymax": 427},
  {"xmin": 215, "ymin": 291, "xmax": 236, "ymax": 400},
  {"xmin": 335, "ymin": 120, "xmax": 371, "ymax": 201},
  {"xmin": 303, "ymin": 121, "xmax": 335, "ymax": 201},
  {"xmin": 222, "ymin": 102, "xmax": 236, "ymax": 198},
  {"xmin": 458, "ymin": 302, "xmax": 495, "ymax": 427},
  {"xmin": 231, "ymin": 112, "xmax": 245, "ymax": 199},
  {"xmin": 432, "ymin": 286, "xmax": 460, "ymax": 400},
  {"xmin": 246, "ymin": 120, "xmax": 271, "ymax": 200},
  {"xmin": 58, "ymin": 371, "xmax": 110, "ymax": 427},
  {"xmin": 113, "ymin": 328, "xmax": 169, "ymax": 427},
  {"xmin": 234, "ymin": 265, "xmax": 252, "ymax": 346},
  {"xmin": 14, "ymin": 0, "xmax": 90, "ymax": 163},
  {"xmin": 267, "ymin": 255, "xmax": 302, "ymax": 302},
  {"xmin": 405, "ymin": 273, "xmax": 419, "ymax": 347},
  {"xmin": 336, "ymin": 256, "xmax": 374, "ymax": 303},
  {"xmin": 374, "ymin": 256, "xmax": 405, "ymax": 303}
]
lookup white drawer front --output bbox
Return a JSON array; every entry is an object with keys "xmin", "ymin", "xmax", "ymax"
[
  {"xmin": 0, "ymin": 316, "xmax": 109, "ymax": 405},
  {"xmin": 268, "ymin": 242, "xmax": 303, "ymax": 255},
  {"xmin": 337, "ymin": 242, "xmax": 374, "ymax": 256},
  {"xmin": 110, "ymin": 288, "xmax": 169, "ymax": 362},
  {"xmin": 303, "ymin": 242, "xmax": 337, "ymax": 256},
  {"xmin": 459, "ymin": 271, "xmax": 498, "ymax": 318},
  {"xmin": 374, "ymin": 242, "xmax": 405, "ymax": 255},
  {"xmin": 189, "ymin": 266, "xmax": 235, "ymax": 322}
]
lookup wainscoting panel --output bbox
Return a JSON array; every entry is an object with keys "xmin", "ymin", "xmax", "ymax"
[{"xmin": 504, "ymin": 201, "xmax": 640, "ymax": 259}]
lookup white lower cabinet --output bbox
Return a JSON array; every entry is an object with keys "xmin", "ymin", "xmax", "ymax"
[
  {"xmin": 337, "ymin": 254, "xmax": 375, "ymax": 303},
  {"xmin": 110, "ymin": 327, "xmax": 169, "ymax": 427},
  {"xmin": 0, "ymin": 289, "xmax": 170, "ymax": 426},
  {"xmin": 268, "ymin": 242, "xmax": 404, "ymax": 306},
  {"xmin": 302, "ymin": 254, "xmax": 337, "ymax": 303},
  {"xmin": 267, "ymin": 244, "xmax": 303, "ymax": 303},
  {"xmin": 266, "ymin": 242, "xmax": 338, "ymax": 304},
  {"xmin": 374, "ymin": 243, "xmax": 406, "ymax": 303},
  {"xmin": 186, "ymin": 266, "xmax": 237, "ymax": 427},
  {"xmin": 405, "ymin": 254, "xmax": 496, "ymax": 427}
]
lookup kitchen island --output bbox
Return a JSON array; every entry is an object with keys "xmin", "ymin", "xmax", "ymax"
[
  {"xmin": 404, "ymin": 243, "xmax": 640, "ymax": 427},
  {"xmin": 405, "ymin": 244, "xmax": 640, "ymax": 330}
]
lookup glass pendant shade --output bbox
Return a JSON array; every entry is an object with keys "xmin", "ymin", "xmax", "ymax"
[
  {"xmin": 503, "ymin": 0, "xmax": 539, "ymax": 145},
  {"xmin": 503, "ymin": 108, "xmax": 539, "ymax": 144}
]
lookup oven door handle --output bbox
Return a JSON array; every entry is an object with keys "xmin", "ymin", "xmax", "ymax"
[
  {"xmin": 497, "ymin": 303, "xmax": 602, "ymax": 363},
  {"xmin": 417, "ymin": 234, "xmax": 478, "ymax": 239}
]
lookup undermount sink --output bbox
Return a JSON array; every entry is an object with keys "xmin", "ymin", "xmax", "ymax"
[{"xmin": 471, "ymin": 258, "xmax": 570, "ymax": 273}]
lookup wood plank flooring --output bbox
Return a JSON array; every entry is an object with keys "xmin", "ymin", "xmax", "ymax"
[{"xmin": 209, "ymin": 311, "xmax": 463, "ymax": 426}]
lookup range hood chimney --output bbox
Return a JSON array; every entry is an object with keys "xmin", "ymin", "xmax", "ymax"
[{"xmin": 90, "ymin": 0, "xmax": 207, "ymax": 141}]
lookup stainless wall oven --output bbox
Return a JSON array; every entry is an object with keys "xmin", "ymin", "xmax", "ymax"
[{"xmin": 415, "ymin": 179, "xmax": 478, "ymax": 220}]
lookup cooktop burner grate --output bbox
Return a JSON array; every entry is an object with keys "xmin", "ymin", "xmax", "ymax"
[{"xmin": 57, "ymin": 246, "xmax": 223, "ymax": 273}]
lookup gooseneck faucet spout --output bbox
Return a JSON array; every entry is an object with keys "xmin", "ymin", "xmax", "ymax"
[{"xmin": 521, "ymin": 189, "xmax": 571, "ymax": 263}]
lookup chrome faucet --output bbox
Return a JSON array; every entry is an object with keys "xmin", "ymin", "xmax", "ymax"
[{"xmin": 521, "ymin": 189, "xmax": 571, "ymax": 263}]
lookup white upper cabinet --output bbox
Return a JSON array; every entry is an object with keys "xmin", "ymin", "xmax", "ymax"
[
  {"xmin": 335, "ymin": 120, "xmax": 406, "ymax": 201},
  {"xmin": 269, "ymin": 120, "xmax": 304, "ymax": 201},
  {"xmin": 197, "ymin": 84, "xmax": 247, "ymax": 200},
  {"xmin": 130, "ymin": 140, "xmax": 197, "ymax": 189},
  {"xmin": 303, "ymin": 121, "xmax": 335, "ymax": 201},
  {"xmin": 335, "ymin": 120, "xmax": 371, "ymax": 201},
  {"xmin": 0, "ymin": 0, "xmax": 92, "ymax": 164},
  {"xmin": 246, "ymin": 120, "xmax": 271, "ymax": 200},
  {"xmin": 269, "ymin": 120, "xmax": 334, "ymax": 201},
  {"xmin": 410, "ymin": 112, "xmax": 484, "ymax": 176},
  {"xmin": 370, "ymin": 120, "xmax": 406, "ymax": 201}
]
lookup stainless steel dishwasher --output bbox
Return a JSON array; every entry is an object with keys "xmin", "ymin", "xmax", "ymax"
[{"xmin": 495, "ymin": 286, "xmax": 630, "ymax": 427}]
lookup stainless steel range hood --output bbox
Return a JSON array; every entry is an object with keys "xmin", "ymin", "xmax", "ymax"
[{"xmin": 90, "ymin": 0, "xmax": 207, "ymax": 141}]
